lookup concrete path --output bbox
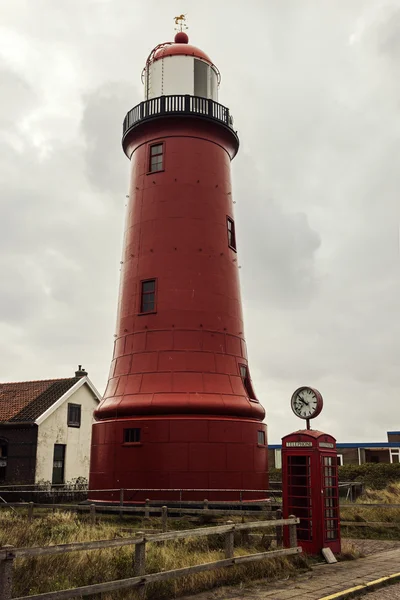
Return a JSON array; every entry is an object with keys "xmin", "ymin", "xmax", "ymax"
[
  {"xmin": 367, "ymin": 583, "xmax": 400, "ymax": 598},
  {"xmin": 180, "ymin": 546, "xmax": 400, "ymax": 600}
]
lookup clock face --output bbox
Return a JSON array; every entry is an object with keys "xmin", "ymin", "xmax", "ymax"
[{"xmin": 291, "ymin": 387, "xmax": 323, "ymax": 420}]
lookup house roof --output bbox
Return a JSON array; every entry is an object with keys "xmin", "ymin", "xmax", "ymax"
[{"xmin": 0, "ymin": 378, "xmax": 82, "ymax": 423}]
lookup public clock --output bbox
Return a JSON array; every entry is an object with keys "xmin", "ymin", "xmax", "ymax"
[{"xmin": 291, "ymin": 386, "xmax": 323, "ymax": 420}]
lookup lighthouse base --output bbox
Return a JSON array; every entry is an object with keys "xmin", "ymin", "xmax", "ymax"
[{"xmin": 89, "ymin": 416, "xmax": 268, "ymax": 503}]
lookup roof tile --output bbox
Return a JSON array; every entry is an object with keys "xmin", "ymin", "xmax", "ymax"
[{"xmin": 0, "ymin": 378, "xmax": 80, "ymax": 423}]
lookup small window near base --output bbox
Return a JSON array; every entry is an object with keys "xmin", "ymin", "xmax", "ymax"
[
  {"xmin": 124, "ymin": 428, "xmax": 141, "ymax": 443},
  {"xmin": 258, "ymin": 430, "xmax": 265, "ymax": 446}
]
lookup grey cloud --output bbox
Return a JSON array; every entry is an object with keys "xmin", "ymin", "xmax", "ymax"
[{"xmin": 81, "ymin": 82, "xmax": 138, "ymax": 194}]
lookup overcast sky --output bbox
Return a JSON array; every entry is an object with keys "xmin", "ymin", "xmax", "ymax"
[{"xmin": 1, "ymin": 0, "xmax": 399, "ymax": 443}]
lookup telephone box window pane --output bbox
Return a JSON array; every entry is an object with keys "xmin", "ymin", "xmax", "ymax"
[
  {"xmin": 227, "ymin": 217, "xmax": 236, "ymax": 250},
  {"xmin": 124, "ymin": 428, "xmax": 141, "ymax": 443},
  {"xmin": 149, "ymin": 144, "xmax": 164, "ymax": 172},
  {"xmin": 140, "ymin": 280, "xmax": 156, "ymax": 313}
]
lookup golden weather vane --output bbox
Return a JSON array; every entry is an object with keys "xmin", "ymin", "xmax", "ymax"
[{"xmin": 174, "ymin": 14, "xmax": 188, "ymax": 32}]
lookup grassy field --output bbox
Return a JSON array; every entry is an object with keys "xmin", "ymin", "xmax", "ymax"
[
  {"xmin": 0, "ymin": 511, "xmax": 308, "ymax": 599},
  {"xmin": 341, "ymin": 482, "xmax": 400, "ymax": 540}
]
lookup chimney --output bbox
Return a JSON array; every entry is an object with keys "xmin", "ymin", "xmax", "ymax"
[{"xmin": 75, "ymin": 365, "xmax": 88, "ymax": 378}]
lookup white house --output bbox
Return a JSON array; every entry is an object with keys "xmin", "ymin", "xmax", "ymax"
[{"xmin": 0, "ymin": 367, "xmax": 101, "ymax": 485}]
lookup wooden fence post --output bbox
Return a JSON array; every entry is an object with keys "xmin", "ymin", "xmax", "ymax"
[
  {"xmin": 224, "ymin": 521, "xmax": 235, "ymax": 559},
  {"xmin": 161, "ymin": 506, "xmax": 168, "ymax": 533},
  {"xmin": 27, "ymin": 502, "xmax": 34, "ymax": 522},
  {"xmin": 203, "ymin": 499, "xmax": 208, "ymax": 511},
  {"xmin": 134, "ymin": 534, "xmax": 146, "ymax": 599},
  {"xmin": 240, "ymin": 516, "xmax": 249, "ymax": 546},
  {"xmin": 119, "ymin": 489, "xmax": 124, "ymax": 519},
  {"xmin": 0, "ymin": 546, "xmax": 15, "ymax": 600},
  {"xmin": 145, "ymin": 499, "xmax": 150, "ymax": 519},
  {"xmin": 288, "ymin": 515, "xmax": 297, "ymax": 548},
  {"xmin": 90, "ymin": 504, "xmax": 96, "ymax": 525},
  {"xmin": 275, "ymin": 509, "xmax": 283, "ymax": 548}
]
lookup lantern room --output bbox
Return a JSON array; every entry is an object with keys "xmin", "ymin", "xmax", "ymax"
[
  {"xmin": 143, "ymin": 32, "xmax": 220, "ymax": 101},
  {"xmin": 282, "ymin": 429, "xmax": 341, "ymax": 555}
]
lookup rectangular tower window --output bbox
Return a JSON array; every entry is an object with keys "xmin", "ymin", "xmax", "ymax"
[
  {"xmin": 149, "ymin": 143, "xmax": 164, "ymax": 172},
  {"xmin": 124, "ymin": 428, "xmax": 141, "ymax": 443},
  {"xmin": 257, "ymin": 430, "xmax": 266, "ymax": 446},
  {"xmin": 227, "ymin": 217, "xmax": 236, "ymax": 251},
  {"xmin": 239, "ymin": 364, "xmax": 257, "ymax": 401},
  {"xmin": 140, "ymin": 279, "xmax": 156, "ymax": 313}
]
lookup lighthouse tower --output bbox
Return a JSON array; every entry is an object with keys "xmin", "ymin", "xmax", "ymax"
[{"xmin": 89, "ymin": 29, "xmax": 268, "ymax": 502}]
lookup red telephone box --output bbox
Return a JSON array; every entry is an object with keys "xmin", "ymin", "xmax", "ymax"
[{"xmin": 282, "ymin": 430, "xmax": 341, "ymax": 555}]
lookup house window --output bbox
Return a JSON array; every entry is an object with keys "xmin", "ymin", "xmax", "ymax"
[
  {"xmin": 67, "ymin": 403, "xmax": 81, "ymax": 428},
  {"xmin": 239, "ymin": 364, "xmax": 257, "ymax": 401},
  {"xmin": 337, "ymin": 454, "xmax": 344, "ymax": 466},
  {"xmin": 149, "ymin": 143, "xmax": 164, "ymax": 172},
  {"xmin": 0, "ymin": 440, "xmax": 8, "ymax": 481},
  {"xmin": 390, "ymin": 449, "xmax": 400, "ymax": 464},
  {"xmin": 140, "ymin": 279, "xmax": 156, "ymax": 313},
  {"xmin": 124, "ymin": 428, "xmax": 141, "ymax": 443},
  {"xmin": 257, "ymin": 430, "xmax": 265, "ymax": 446},
  {"xmin": 52, "ymin": 444, "xmax": 66, "ymax": 484},
  {"xmin": 227, "ymin": 217, "xmax": 236, "ymax": 251}
]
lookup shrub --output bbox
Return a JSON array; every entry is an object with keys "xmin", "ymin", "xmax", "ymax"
[
  {"xmin": 268, "ymin": 468, "xmax": 282, "ymax": 483},
  {"xmin": 338, "ymin": 464, "xmax": 400, "ymax": 490}
]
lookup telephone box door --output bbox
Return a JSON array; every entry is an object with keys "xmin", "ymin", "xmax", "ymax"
[
  {"xmin": 321, "ymin": 454, "xmax": 341, "ymax": 553},
  {"xmin": 284, "ymin": 453, "xmax": 313, "ymax": 546}
]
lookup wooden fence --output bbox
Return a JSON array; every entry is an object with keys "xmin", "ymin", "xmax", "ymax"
[
  {"xmin": 0, "ymin": 499, "xmax": 275, "ymax": 523},
  {"xmin": 0, "ymin": 515, "xmax": 300, "ymax": 600}
]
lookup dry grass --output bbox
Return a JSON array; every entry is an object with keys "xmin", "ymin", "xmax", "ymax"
[
  {"xmin": 0, "ymin": 511, "xmax": 308, "ymax": 599},
  {"xmin": 338, "ymin": 540, "xmax": 364, "ymax": 561},
  {"xmin": 341, "ymin": 481, "xmax": 400, "ymax": 539}
]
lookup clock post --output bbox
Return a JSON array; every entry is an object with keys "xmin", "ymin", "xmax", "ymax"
[{"xmin": 282, "ymin": 387, "xmax": 341, "ymax": 556}]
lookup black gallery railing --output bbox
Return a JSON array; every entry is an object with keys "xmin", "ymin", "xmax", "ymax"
[{"xmin": 123, "ymin": 94, "xmax": 236, "ymax": 138}]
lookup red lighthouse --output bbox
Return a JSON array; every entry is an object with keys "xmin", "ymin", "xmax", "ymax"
[{"xmin": 89, "ymin": 30, "xmax": 268, "ymax": 502}]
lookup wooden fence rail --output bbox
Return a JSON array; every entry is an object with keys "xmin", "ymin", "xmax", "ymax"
[
  {"xmin": 0, "ymin": 501, "xmax": 277, "ymax": 523},
  {"xmin": 0, "ymin": 516, "xmax": 300, "ymax": 600},
  {"xmin": 341, "ymin": 521, "xmax": 400, "ymax": 528}
]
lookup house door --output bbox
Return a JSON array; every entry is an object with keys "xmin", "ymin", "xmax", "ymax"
[
  {"xmin": 0, "ymin": 440, "xmax": 7, "ymax": 481},
  {"xmin": 52, "ymin": 444, "xmax": 66, "ymax": 484}
]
